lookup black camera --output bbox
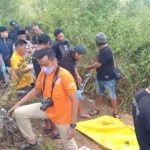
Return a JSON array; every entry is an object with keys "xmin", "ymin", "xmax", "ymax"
[{"xmin": 40, "ymin": 98, "xmax": 54, "ymax": 111}]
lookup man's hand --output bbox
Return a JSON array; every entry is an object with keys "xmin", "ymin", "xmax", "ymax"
[
  {"xmin": 1, "ymin": 66, "xmax": 6, "ymax": 73},
  {"xmin": 77, "ymin": 90, "xmax": 83, "ymax": 100},
  {"xmin": 77, "ymin": 75, "xmax": 82, "ymax": 83},
  {"xmin": 67, "ymin": 127, "xmax": 76, "ymax": 140},
  {"xmin": 7, "ymin": 104, "xmax": 20, "ymax": 116}
]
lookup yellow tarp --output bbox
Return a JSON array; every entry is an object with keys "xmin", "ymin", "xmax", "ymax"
[{"xmin": 77, "ymin": 115, "xmax": 139, "ymax": 150}]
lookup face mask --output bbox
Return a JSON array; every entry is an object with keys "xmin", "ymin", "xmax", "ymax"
[{"xmin": 41, "ymin": 66, "xmax": 54, "ymax": 75}]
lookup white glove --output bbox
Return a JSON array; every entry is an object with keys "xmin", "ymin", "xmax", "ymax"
[{"xmin": 28, "ymin": 64, "xmax": 34, "ymax": 70}]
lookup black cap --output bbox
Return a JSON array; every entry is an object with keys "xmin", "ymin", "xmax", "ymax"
[
  {"xmin": 10, "ymin": 21, "xmax": 17, "ymax": 26},
  {"xmin": 0, "ymin": 26, "xmax": 8, "ymax": 32},
  {"xmin": 17, "ymin": 30, "xmax": 26, "ymax": 36},
  {"xmin": 38, "ymin": 33, "xmax": 52, "ymax": 44},
  {"xmin": 25, "ymin": 25, "xmax": 33, "ymax": 31}
]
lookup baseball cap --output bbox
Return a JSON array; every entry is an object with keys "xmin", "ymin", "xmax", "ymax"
[
  {"xmin": 17, "ymin": 30, "xmax": 26, "ymax": 36},
  {"xmin": 25, "ymin": 25, "xmax": 33, "ymax": 31},
  {"xmin": 0, "ymin": 26, "xmax": 8, "ymax": 32},
  {"xmin": 94, "ymin": 32, "xmax": 107, "ymax": 44},
  {"xmin": 10, "ymin": 21, "xmax": 17, "ymax": 26},
  {"xmin": 74, "ymin": 44, "xmax": 86, "ymax": 54}
]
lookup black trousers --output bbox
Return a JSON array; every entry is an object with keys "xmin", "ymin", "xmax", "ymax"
[{"xmin": 17, "ymin": 84, "xmax": 33, "ymax": 101}]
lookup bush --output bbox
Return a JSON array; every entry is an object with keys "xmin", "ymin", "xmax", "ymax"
[{"xmin": 1, "ymin": 0, "xmax": 150, "ymax": 110}]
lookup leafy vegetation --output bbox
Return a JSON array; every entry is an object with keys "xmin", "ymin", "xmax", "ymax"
[{"xmin": 0, "ymin": 0, "xmax": 150, "ymax": 111}]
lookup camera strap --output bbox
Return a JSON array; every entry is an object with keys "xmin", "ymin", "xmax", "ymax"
[{"xmin": 42, "ymin": 65, "xmax": 60, "ymax": 98}]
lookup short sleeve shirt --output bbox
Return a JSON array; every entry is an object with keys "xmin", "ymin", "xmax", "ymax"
[
  {"xmin": 132, "ymin": 89, "xmax": 150, "ymax": 150},
  {"xmin": 96, "ymin": 46, "xmax": 114, "ymax": 81},
  {"xmin": 36, "ymin": 67, "xmax": 77, "ymax": 124},
  {"xmin": 11, "ymin": 51, "xmax": 33, "ymax": 89}
]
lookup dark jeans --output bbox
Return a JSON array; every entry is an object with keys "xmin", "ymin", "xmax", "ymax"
[
  {"xmin": 0, "ymin": 71, "xmax": 5, "ymax": 83},
  {"xmin": 17, "ymin": 84, "xmax": 33, "ymax": 101}
]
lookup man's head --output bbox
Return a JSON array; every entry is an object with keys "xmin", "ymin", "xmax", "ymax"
[
  {"xmin": 17, "ymin": 30, "xmax": 26, "ymax": 40},
  {"xmin": 25, "ymin": 25, "xmax": 33, "ymax": 37},
  {"xmin": 10, "ymin": 21, "xmax": 17, "ymax": 31},
  {"xmin": 54, "ymin": 29, "xmax": 64, "ymax": 41},
  {"xmin": 37, "ymin": 33, "xmax": 52, "ymax": 50},
  {"xmin": 15, "ymin": 39, "xmax": 27, "ymax": 56},
  {"xmin": 33, "ymin": 24, "xmax": 43, "ymax": 35},
  {"xmin": 34, "ymin": 48, "xmax": 57, "ymax": 75},
  {"xmin": 0, "ymin": 26, "xmax": 8, "ymax": 38},
  {"xmin": 73, "ymin": 45, "xmax": 86, "ymax": 61},
  {"xmin": 95, "ymin": 32, "xmax": 107, "ymax": 47}
]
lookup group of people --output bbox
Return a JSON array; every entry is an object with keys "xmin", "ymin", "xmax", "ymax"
[{"xmin": 0, "ymin": 21, "xmax": 121, "ymax": 150}]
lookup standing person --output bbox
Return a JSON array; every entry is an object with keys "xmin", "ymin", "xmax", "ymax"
[
  {"xmin": 8, "ymin": 48, "xmax": 78, "ymax": 150},
  {"xmin": 11, "ymin": 39, "xmax": 33, "ymax": 100},
  {"xmin": 25, "ymin": 25, "xmax": 33, "ymax": 41},
  {"xmin": 0, "ymin": 26, "xmax": 13, "ymax": 67},
  {"xmin": 9, "ymin": 21, "xmax": 20, "ymax": 42},
  {"xmin": 52, "ymin": 29, "xmax": 70, "ymax": 64},
  {"xmin": 85, "ymin": 32, "xmax": 119, "ymax": 118},
  {"xmin": 60, "ymin": 44, "xmax": 90, "ymax": 118},
  {"xmin": 132, "ymin": 87, "xmax": 150, "ymax": 150},
  {"xmin": 32, "ymin": 24, "xmax": 43, "ymax": 46}
]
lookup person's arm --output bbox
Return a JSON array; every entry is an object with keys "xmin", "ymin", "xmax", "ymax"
[
  {"xmin": 74, "ymin": 65, "xmax": 82, "ymax": 83},
  {"xmin": 8, "ymin": 86, "xmax": 41, "ymax": 116},
  {"xmin": 86, "ymin": 62, "xmax": 102, "ymax": 70},
  {"xmin": 0, "ymin": 53, "xmax": 5, "ymax": 67},
  {"xmin": 68, "ymin": 92, "xmax": 78, "ymax": 124}
]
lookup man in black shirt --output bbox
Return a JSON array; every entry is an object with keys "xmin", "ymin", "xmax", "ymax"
[
  {"xmin": 52, "ymin": 29, "xmax": 70, "ymax": 63},
  {"xmin": 32, "ymin": 24, "xmax": 43, "ymax": 49},
  {"xmin": 132, "ymin": 87, "xmax": 150, "ymax": 150},
  {"xmin": 60, "ymin": 45, "xmax": 90, "ymax": 118},
  {"xmin": 86, "ymin": 32, "xmax": 119, "ymax": 118}
]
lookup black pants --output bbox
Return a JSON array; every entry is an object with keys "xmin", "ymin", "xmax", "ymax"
[
  {"xmin": 0, "ymin": 71, "xmax": 5, "ymax": 83},
  {"xmin": 17, "ymin": 85, "xmax": 33, "ymax": 101}
]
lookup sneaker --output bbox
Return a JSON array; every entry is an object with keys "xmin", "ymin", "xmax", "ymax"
[{"xmin": 20, "ymin": 142, "xmax": 42, "ymax": 150}]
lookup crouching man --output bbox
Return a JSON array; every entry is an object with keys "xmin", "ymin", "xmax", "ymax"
[{"xmin": 8, "ymin": 48, "xmax": 78, "ymax": 150}]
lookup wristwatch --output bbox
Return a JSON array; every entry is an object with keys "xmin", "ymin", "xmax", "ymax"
[{"xmin": 70, "ymin": 123, "xmax": 77, "ymax": 128}]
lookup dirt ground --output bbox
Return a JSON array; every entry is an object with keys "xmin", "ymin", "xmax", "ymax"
[{"xmin": 34, "ymin": 99, "xmax": 134, "ymax": 150}]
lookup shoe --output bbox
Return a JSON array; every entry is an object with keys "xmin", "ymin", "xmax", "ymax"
[{"xmin": 20, "ymin": 142, "xmax": 42, "ymax": 150}]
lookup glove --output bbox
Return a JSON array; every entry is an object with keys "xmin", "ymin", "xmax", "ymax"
[
  {"xmin": 28, "ymin": 64, "xmax": 33, "ymax": 70},
  {"xmin": 77, "ymin": 90, "xmax": 83, "ymax": 100},
  {"xmin": 80, "ymin": 83, "xmax": 84, "ymax": 87},
  {"xmin": 1, "ymin": 66, "xmax": 6, "ymax": 73},
  {"xmin": 85, "ymin": 73, "xmax": 91, "ymax": 77}
]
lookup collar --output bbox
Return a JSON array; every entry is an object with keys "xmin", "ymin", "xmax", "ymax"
[{"xmin": 14, "ymin": 50, "xmax": 24, "ymax": 58}]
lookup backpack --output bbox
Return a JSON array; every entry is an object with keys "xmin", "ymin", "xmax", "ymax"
[{"xmin": 58, "ymin": 40, "xmax": 70, "ymax": 59}]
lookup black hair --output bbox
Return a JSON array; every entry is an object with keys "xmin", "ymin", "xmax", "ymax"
[
  {"xmin": 15, "ymin": 39, "xmax": 27, "ymax": 47},
  {"xmin": 54, "ymin": 29, "xmax": 64, "ymax": 36},
  {"xmin": 33, "ymin": 24, "xmax": 42, "ymax": 30},
  {"xmin": 34, "ymin": 48, "xmax": 56, "ymax": 60}
]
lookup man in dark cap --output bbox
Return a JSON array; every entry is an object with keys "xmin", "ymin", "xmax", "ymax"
[
  {"xmin": 17, "ymin": 30, "xmax": 26, "ymax": 40},
  {"xmin": 0, "ymin": 26, "xmax": 13, "ymax": 67},
  {"xmin": 17, "ymin": 30, "xmax": 34, "ymax": 59},
  {"xmin": 25, "ymin": 25, "xmax": 33, "ymax": 41},
  {"xmin": 9, "ymin": 21, "xmax": 20, "ymax": 42},
  {"xmin": 86, "ymin": 32, "xmax": 119, "ymax": 118}
]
